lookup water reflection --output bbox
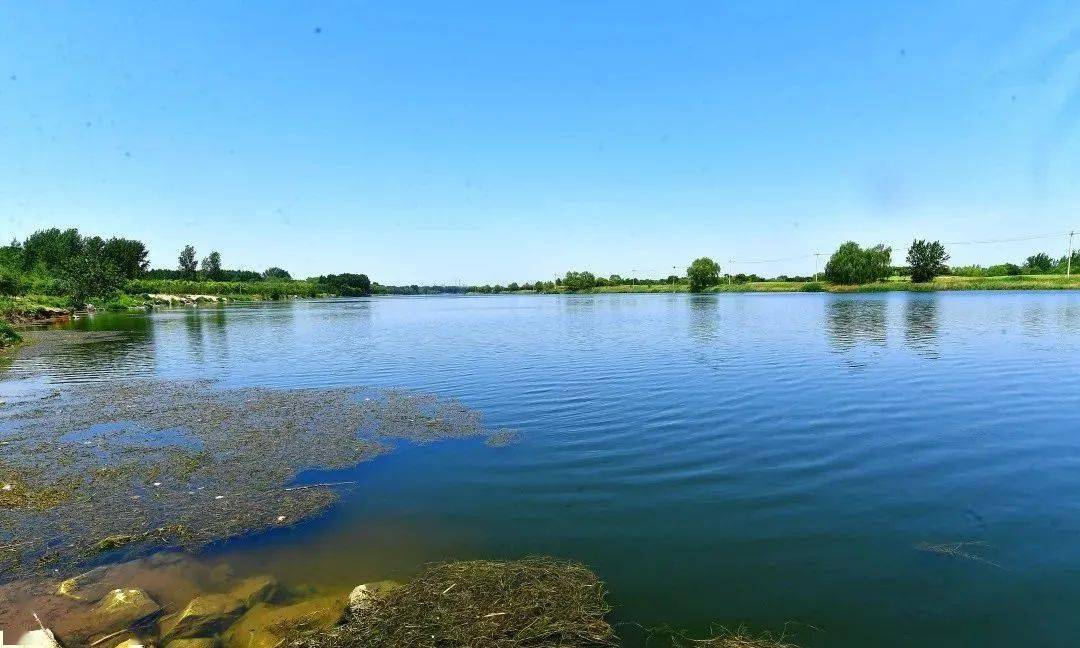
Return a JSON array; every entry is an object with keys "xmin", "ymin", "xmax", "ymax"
[
  {"xmin": 825, "ymin": 297, "xmax": 887, "ymax": 353},
  {"xmin": 687, "ymin": 294, "xmax": 720, "ymax": 344},
  {"xmin": 903, "ymin": 295, "xmax": 940, "ymax": 358},
  {"xmin": 4, "ymin": 314, "xmax": 155, "ymax": 383}
]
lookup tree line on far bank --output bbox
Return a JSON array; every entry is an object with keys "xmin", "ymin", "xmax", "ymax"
[
  {"xmin": 551, "ymin": 239, "xmax": 1077, "ymax": 294},
  {"xmin": 0, "ymin": 228, "xmax": 373, "ymax": 306}
]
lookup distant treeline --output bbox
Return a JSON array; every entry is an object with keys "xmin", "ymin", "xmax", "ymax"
[{"xmin": 0, "ymin": 228, "xmax": 373, "ymax": 307}]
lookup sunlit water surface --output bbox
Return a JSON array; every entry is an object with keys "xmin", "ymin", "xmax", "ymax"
[{"xmin": 5, "ymin": 293, "xmax": 1080, "ymax": 647}]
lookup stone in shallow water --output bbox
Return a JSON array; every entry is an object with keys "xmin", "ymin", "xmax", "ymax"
[
  {"xmin": 55, "ymin": 588, "xmax": 161, "ymax": 644},
  {"xmin": 347, "ymin": 580, "xmax": 401, "ymax": 613},
  {"xmin": 160, "ymin": 576, "xmax": 277, "ymax": 641},
  {"xmin": 222, "ymin": 596, "xmax": 346, "ymax": 648}
]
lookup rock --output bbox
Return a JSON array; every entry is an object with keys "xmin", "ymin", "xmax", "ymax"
[
  {"xmin": 347, "ymin": 580, "xmax": 400, "ymax": 613},
  {"xmin": 56, "ymin": 565, "xmax": 113, "ymax": 601},
  {"xmin": 161, "ymin": 593, "xmax": 246, "ymax": 641},
  {"xmin": 227, "ymin": 576, "xmax": 277, "ymax": 609},
  {"xmin": 222, "ymin": 596, "xmax": 346, "ymax": 648},
  {"xmin": 165, "ymin": 639, "xmax": 219, "ymax": 648},
  {"xmin": 55, "ymin": 588, "xmax": 161, "ymax": 644},
  {"xmin": 161, "ymin": 577, "xmax": 276, "ymax": 641}
]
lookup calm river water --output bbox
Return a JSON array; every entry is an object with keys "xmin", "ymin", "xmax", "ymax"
[{"xmin": 6, "ymin": 292, "xmax": 1080, "ymax": 647}]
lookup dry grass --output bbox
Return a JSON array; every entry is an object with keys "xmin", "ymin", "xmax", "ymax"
[
  {"xmin": 648, "ymin": 624, "xmax": 802, "ymax": 648},
  {"xmin": 291, "ymin": 557, "xmax": 616, "ymax": 648}
]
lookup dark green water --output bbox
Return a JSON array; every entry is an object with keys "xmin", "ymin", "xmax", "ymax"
[{"xmin": 5, "ymin": 292, "xmax": 1080, "ymax": 646}]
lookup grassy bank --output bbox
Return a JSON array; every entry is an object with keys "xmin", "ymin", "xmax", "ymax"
[
  {"xmin": 126, "ymin": 278, "xmax": 326, "ymax": 300},
  {"xmin": 692, "ymin": 274, "xmax": 1080, "ymax": 293}
]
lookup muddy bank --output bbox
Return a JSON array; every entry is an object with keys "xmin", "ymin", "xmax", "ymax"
[{"xmin": 0, "ymin": 377, "xmax": 518, "ymax": 583}]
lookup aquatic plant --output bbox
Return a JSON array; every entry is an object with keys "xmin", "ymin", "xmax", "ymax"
[
  {"xmin": 0, "ymin": 362, "xmax": 514, "ymax": 582},
  {"xmin": 291, "ymin": 557, "xmax": 616, "ymax": 648},
  {"xmin": 915, "ymin": 540, "xmax": 1003, "ymax": 569}
]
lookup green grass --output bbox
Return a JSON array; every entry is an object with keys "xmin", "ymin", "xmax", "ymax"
[
  {"xmin": 701, "ymin": 274, "xmax": 1080, "ymax": 294},
  {"xmin": 126, "ymin": 278, "xmax": 326, "ymax": 299},
  {"xmin": 0, "ymin": 320, "xmax": 21, "ymax": 349},
  {"xmin": 0, "ymin": 295, "xmax": 71, "ymax": 323},
  {"xmin": 587, "ymin": 283, "xmax": 690, "ymax": 293}
]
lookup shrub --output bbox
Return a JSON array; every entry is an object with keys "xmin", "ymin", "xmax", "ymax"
[
  {"xmin": 987, "ymin": 263, "xmax": 1022, "ymax": 276},
  {"xmin": 0, "ymin": 321, "xmax": 20, "ymax": 348}
]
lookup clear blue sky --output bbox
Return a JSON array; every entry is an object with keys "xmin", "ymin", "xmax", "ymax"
[{"xmin": 2, "ymin": 1, "xmax": 1079, "ymax": 283}]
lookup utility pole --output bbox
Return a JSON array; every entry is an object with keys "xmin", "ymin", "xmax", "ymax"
[
  {"xmin": 813, "ymin": 253, "xmax": 823, "ymax": 281},
  {"xmin": 1069, "ymin": 231, "xmax": 1075, "ymax": 277}
]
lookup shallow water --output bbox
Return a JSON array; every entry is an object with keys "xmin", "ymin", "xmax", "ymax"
[{"xmin": 5, "ymin": 292, "xmax": 1080, "ymax": 646}]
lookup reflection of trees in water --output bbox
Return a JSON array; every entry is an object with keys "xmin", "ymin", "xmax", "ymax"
[
  {"xmin": 1021, "ymin": 303, "xmax": 1046, "ymax": 336},
  {"xmin": 687, "ymin": 293, "xmax": 720, "ymax": 345},
  {"xmin": 904, "ymin": 295, "xmax": 940, "ymax": 357},
  {"xmin": 1059, "ymin": 301, "xmax": 1080, "ymax": 332},
  {"xmin": 825, "ymin": 298, "xmax": 887, "ymax": 352},
  {"xmin": 183, "ymin": 308, "xmax": 205, "ymax": 359}
]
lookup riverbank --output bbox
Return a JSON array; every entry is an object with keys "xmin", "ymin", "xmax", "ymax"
[
  {"xmin": 0, "ymin": 552, "xmax": 798, "ymax": 648},
  {"xmin": 547, "ymin": 273, "xmax": 1080, "ymax": 294}
]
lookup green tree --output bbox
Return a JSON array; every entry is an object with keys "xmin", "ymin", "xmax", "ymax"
[
  {"xmin": 988, "ymin": 262, "xmax": 1022, "ymax": 276},
  {"xmin": 316, "ymin": 273, "xmax": 371, "ymax": 296},
  {"xmin": 102, "ymin": 237, "xmax": 149, "ymax": 278},
  {"xmin": 1025, "ymin": 252, "xmax": 1053, "ymax": 274},
  {"xmin": 263, "ymin": 266, "xmax": 292, "ymax": 280},
  {"xmin": 178, "ymin": 245, "xmax": 198, "ymax": 280},
  {"xmin": 63, "ymin": 238, "xmax": 123, "ymax": 307},
  {"xmin": 906, "ymin": 239, "xmax": 949, "ymax": 283},
  {"xmin": 201, "ymin": 251, "xmax": 223, "ymax": 280},
  {"xmin": 562, "ymin": 270, "xmax": 597, "ymax": 291},
  {"xmin": 22, "ymin": 228, "xmax": 83, "ymax": 271},
  {"xmin": 823, "ymin": 242, "xmax": 892, "ymax": 284},
  {"xmin": 686, "ymin": 257, "xmax": 721, "ymax": 292}
]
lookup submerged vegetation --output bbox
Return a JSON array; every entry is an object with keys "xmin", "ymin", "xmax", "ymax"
[{"xmin": 0, "ymin": 368, "xmax": 516, "ymax": 582}]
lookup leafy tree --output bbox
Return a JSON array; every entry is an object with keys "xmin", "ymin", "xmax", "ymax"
[
  {"xmin": 988, "ymin": 262, "xmax": 1022, "ymax": 276},
  {"xmin": 63, "ymin": 238, "xmax": 122, "ymax": 307},
  {"xmin": 263, "ymin": 266, "xmax": 292, "ymax": 280},
  {"xmin": 906, "ymin": 239, "xmax": 950, "ymax": 283},
  {"xmin": 1025, "ymin": 253, "xmax": 1053, "ymax": 273},
  {"xmin": 22, "ymin": 228, "xmax": 83, "ymax": 271},
  {"xmin": 0, "ymin": 239, "xmax": 25, "ymax": 269},
  {"xmin": 178, "ymin": 245, "xmax": 198, "ymax": 280},
  {"xmin": 562, "ymin": 270, "xmax": 597, "ymax": 291},
  {"xmin": 0, "ymin": 266, "xmax": 24, "ymax": 296},
  {"xmin": 686, "ymin": 257, "xmax": 721, "ymax": 292},
  {"xmin": 316, "ymin": 273, "xmax": 371, "ymax": 296},
  {"xmin": 823, "ymin": 242, "xmax": 892, "ymax": 284},
  {"xmin": 201, "ymin": 251, "xmax": 223, "ymax": 280},
  {"xmin": 102, "ymin": 237, "xmax": 149, "ymax": 278},
  {"xmin": 1060, "ymin": 251, "xmax": 1080, "ymax": 274}
]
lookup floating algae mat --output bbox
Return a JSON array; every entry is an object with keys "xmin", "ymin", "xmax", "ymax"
[{"xmin": 0, "ymin": 378, "xmax": 516, "ymax": 582}]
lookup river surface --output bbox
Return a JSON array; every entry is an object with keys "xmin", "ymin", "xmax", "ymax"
[{"xmin": 5, "ymin": 292, "xmax": 1080, "ymax": 647}]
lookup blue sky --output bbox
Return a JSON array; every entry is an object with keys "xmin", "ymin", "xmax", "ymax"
[{"xmin": 2, "ymin": 1, "xmax": 1079, "ymax": 283}]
